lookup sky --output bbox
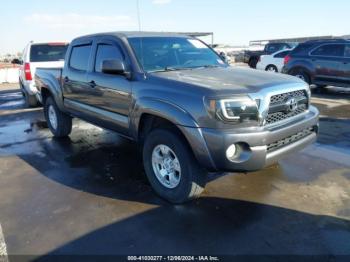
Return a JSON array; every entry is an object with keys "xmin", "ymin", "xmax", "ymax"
[{"xmin": 0, "ymin": 0, "xmax": 349, "ymax": 54}]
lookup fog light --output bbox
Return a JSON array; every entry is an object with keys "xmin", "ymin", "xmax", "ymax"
[{"xmin": 226, "ymin": 144, "xmax": 237, "ymax": 160}]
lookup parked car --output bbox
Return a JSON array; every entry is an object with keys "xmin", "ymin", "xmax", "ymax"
[
  {"xmin": 19, "ymin": 41, "xmax": 69, "ymax": 107},
  {"xmin": 256, "ymin": 49, "xmax": 292, "ymax": 73},
  {"xmin": 35, "ymin": 32, "xmax": 319, "ymax": 203},
  {"xmin": 282, "ymin": 39, "xmax": 350, "ymax": 88},
  {"xmin": 244, "ymin": 42, "xmax": 296, "ymax": 68}
]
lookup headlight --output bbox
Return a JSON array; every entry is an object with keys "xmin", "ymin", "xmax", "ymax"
[{"xmin": 205, "ymin": 96, "xmax": 259, "ymax": 123}]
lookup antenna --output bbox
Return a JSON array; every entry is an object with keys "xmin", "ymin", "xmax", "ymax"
[{"xmin": 136, "ymin": 0, "xmax": 142, "ymax": 31}]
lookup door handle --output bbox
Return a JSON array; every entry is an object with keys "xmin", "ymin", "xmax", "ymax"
[{"xmin": 89, "ymin": 80, "xmax": 96, "ymax": 88}]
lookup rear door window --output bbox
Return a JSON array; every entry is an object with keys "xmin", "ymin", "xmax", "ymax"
[
  {"xmin": 69, "ymin": 45, "xmax": 92, "ymax": 71},
  {"xmin": 310, "ymin": 44, "xmax": 345, "ymax": 57},
  {"xmin": 94, "ymin": 44, "xmax": 124, "ymax": 73},
  {"xmin": 30, "ymin": 44, "xmax": 68, "ymax": 62}
]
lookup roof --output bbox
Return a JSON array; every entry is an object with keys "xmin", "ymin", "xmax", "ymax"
[
  {"xmin": 250, "ymin": 35, "xmax": 350, "ymax": 45},
  {"xmin": 73, "ymin": 31, "xmax": 213, "ymax": 40},
  {"xmin": 303, "ymin": 38, "xmax": 350, "ymax": 44}
]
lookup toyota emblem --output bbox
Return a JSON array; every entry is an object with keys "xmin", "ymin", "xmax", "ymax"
[{"xmin": 286, "ymin": 98, "xmax": 298, "ymax": 112}]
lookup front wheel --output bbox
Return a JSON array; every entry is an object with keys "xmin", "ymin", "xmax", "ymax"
[
  {"xmin": 44, "ymin": 97, "xmax": 72, "ymax": 137},
  {"xmin": 143, "ymin": 129, "xmax": 207, "ymax": 203}
]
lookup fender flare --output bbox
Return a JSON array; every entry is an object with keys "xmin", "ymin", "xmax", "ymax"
[{"xmin": 130, "ymin": 97, "xmax": 199, "ymax": 138}]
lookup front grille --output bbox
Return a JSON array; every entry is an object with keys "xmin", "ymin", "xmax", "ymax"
[
  {"xmin": 267, "ymin": 127, "xmax": 314, "ymax": 152},
  {"xmin": 266, "ymin": 104, "xmax": 307, "ymax": 124},
  {"xmin": 270, "ymin": 90, "xmax": 306, "ymax": 105},
  {"xmin": 266, "ymin": 90, "xmax": 308, "ymax": 125}
]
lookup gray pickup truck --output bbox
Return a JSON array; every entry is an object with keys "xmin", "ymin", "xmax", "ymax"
[{"xmin": 35, "ymin": 32, "xmax": 319, "ymax": 203}]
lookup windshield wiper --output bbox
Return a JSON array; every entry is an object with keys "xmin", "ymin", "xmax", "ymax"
[
  {"xmin": 196, "ymin": 64, "xmax": 221, "ymax": 69},
  {"xmin": 149, "ymin": 66, "xmax": 193, "ymax": 73},
  {"xmin": 149, "ymin": 65, "xmax": 223, "ymax": 73}
]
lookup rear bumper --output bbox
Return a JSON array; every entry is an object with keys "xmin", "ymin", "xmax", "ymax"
[
  {"xmin": 187, "ymin": 106, "xmax": 319, "ymax": 172},
  {"xmin": 21, "ymin": 80, "xmax": 38, "ymax": 96},
  {"xmin": 256, "ymin": 63, "xmax": 265, "ymax": 71}
]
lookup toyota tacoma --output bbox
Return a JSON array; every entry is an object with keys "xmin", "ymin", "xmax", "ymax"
[{"xmin": 35, "ymin": 32, "xmax": 319, "ymax": 203}]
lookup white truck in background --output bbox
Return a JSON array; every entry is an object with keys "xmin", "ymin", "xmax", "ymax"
[{"xmin": 18, "ymin": 41, "xmax": 68, "ymax": 107}]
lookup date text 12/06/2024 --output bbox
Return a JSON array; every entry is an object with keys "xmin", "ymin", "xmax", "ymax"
[{"xmin": 127, "ymin": 256, "xmax": 220, "ymax": 261}]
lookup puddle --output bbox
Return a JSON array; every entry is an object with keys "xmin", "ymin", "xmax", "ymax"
[{"xmin": 65, "ymin": 144, "xmax": 147, "ymax": 185}]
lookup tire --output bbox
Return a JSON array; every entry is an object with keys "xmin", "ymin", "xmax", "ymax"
[
  {"xmin": 291, "ymin": 69, "xmax": 311, "ymax": 85},
  {"xmin": 265, "ymin": 65, "xmax": 278, "ymax": 73},
  {"xmin": 143, "ymin": 129, "xmax": 207, "ymax": 203},
  {"xmin": 44, "ymin": 96, "xmax": 72, "ymax": 137}
]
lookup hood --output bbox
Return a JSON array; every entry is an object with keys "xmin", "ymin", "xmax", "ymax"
[{"xmin": 149, "ymin": 66, "xmax": 305, "ymax": 94}]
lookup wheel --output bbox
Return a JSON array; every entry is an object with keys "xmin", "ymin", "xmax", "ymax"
[
  {"xmin": 44, "ymin": 96, "xmax": 72, "ymax": 137},
  {"xmin": 143, "ymin": 129, "xmax": 207, "ymax": 203},
  {"xmin": 265, "ymin": 65, "xmax": 278, "ymax": 73},
  {"xmin": 292, "ymin": 69, "xmax": 311, "ymax": 84},
  {"xmin": 248, "ymin": 57, "xmax": 258, "ymax": 68}
]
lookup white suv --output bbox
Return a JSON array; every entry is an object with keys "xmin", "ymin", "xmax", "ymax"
[{"xmin": 19, "ymin": 41, "xmax": 68, "ymax": 107}]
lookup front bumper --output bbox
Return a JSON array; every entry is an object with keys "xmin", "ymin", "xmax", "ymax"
[{"xmin": 194, "ymin": 106, "xmax": 319, "ymax": 172}]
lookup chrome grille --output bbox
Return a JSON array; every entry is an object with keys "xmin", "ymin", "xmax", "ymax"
[
  {"xmin": 270, "ymin": 90, "xmax": 306, "ymax": 105},
  {"xmin": 266, "ymin": 104, "xmax": 307, "ymax": 124},
  {"xmin": 267, "ymin": 127, "xmax": 314, "ymax": 152},
  {"xmin": 266, "ymin": 90, "xmax": 308, "ymax": 125}
]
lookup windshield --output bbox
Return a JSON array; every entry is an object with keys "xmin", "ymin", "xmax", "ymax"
[
  {"xmin": 30, "ymin": 44, "xmax": 68, "ymax": 62},
  {"xmin": 128, "ymin": 37, "xmax": 227, "ymax": 72}
]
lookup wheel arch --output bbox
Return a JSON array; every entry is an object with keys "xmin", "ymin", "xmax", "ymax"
[
  {"xmin": 131, "ymin": 98, "xmax": 216, "ymax": 171},
  {"xmin": 265, "ymin": 64, "xmax": 278, "ymax": 71},
  {"xmin": 287, "ymin": 61, "xmax": 315, "ymax": 81},
  {"xmin": 36, "ymin": 73, "xmax": 65, "ymax": 111}
]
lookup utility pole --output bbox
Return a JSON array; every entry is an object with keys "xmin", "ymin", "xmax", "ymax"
[{"xmin": 136, "ymin": 0, "xmax": 141, "ymax": 31}]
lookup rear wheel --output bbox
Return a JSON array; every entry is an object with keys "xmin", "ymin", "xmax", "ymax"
[
  {"xmin": 265, "ymin": 65, "xmax": 278, "ymax": 73},
  {"xmin": 44, "ymin": 97, "xmax": 72, "ymax": 137},
  {"xmin": 292, "ymin": 69, "xmax": 311, "ymax": 85},
  {"xmin": 143, "ymin": 129, "xmax": 207, "ymax": 203}
]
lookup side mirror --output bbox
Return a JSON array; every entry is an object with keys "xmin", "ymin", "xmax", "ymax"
[{"xmin": 102, "ymin": 59, "xmax": 126, "ymax": 75}]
